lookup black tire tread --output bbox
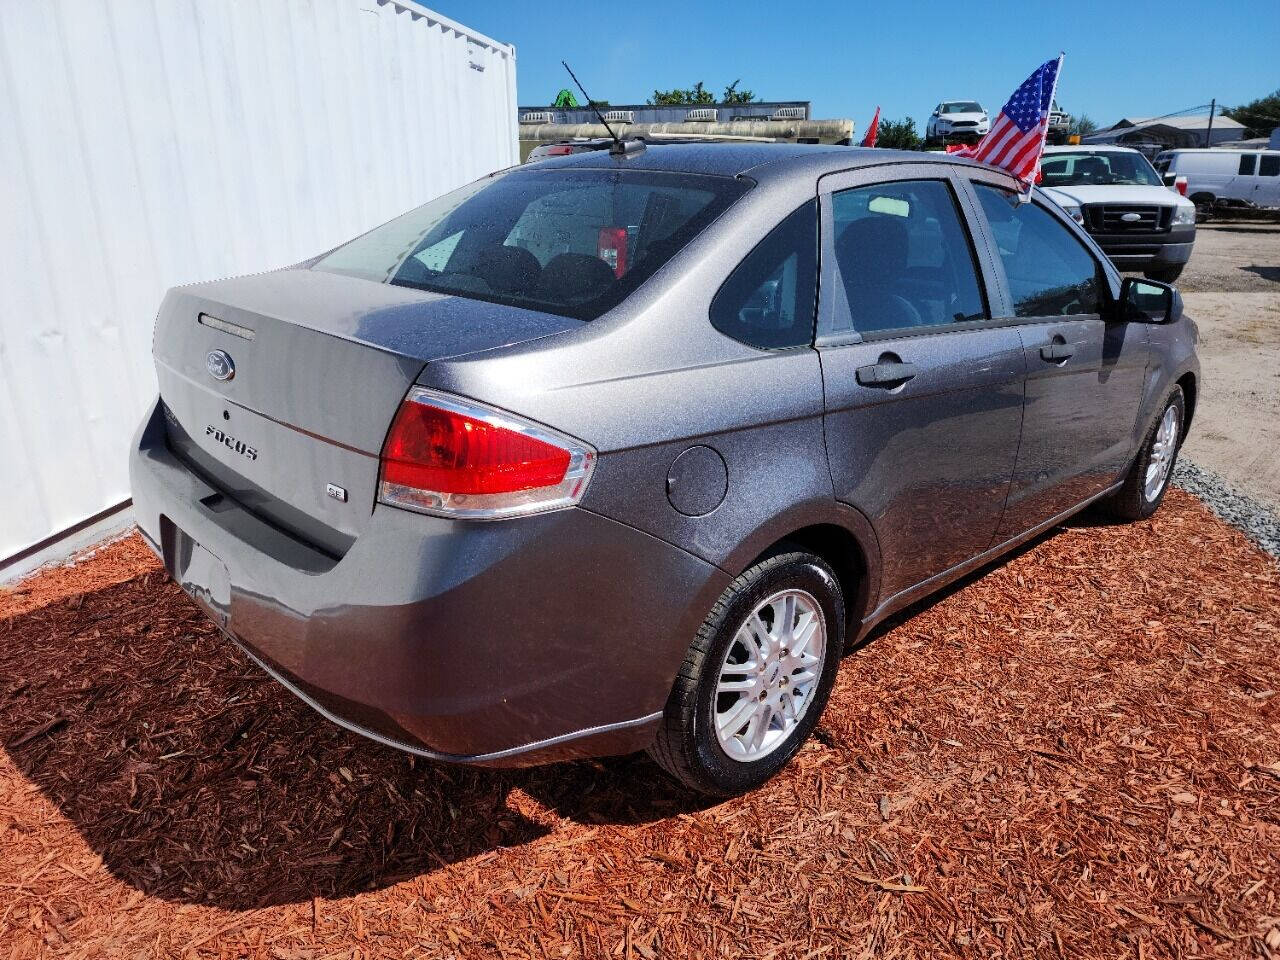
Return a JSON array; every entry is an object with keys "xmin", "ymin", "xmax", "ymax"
[
  {"xmin": 1099, "ymin": 386, "xmax": 1185, "ymax": 522},
  {"xmin": 647, "ymin": 551, "xmax": 841, "ymax": 795}
]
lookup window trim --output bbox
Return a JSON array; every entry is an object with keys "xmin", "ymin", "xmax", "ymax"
[
  {"xmin": 957, "ymin": 170, "xmax": 1121, "ymax": 325},
  {"xmin": 814, "ymin": 164, "xmax": 1000, "ymax": 347}
]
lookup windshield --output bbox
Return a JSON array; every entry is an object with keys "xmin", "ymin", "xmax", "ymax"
[
  {"xmin": 942, "ymin": 102, "xmax": 982, "ymax": 114},
  {"xmin": 1039, "ymin": 152, "xmax": 1164, "ymax": 187},
  {"xmin": 313, "ymin": 168, "xmax": 750, "ymax": 321}
]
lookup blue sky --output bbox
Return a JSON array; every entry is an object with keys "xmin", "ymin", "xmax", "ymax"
[{"xmin": 442, "ymin": 0, "xmax": 1278, "ymax": 134}]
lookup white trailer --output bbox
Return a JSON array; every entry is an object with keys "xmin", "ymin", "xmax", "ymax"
[{"xmin": 0, "ymin": 0, "xmax": 518, "ymax": 569}]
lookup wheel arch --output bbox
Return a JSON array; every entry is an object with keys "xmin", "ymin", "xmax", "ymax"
[{"xmin": 723, "ymin": 501, "xmax": 882, "ymax": 638}]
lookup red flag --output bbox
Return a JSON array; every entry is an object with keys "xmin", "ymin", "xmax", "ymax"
[
  {"xmin": 948, "ymin": 56, "xmax": 1062, "ymax": 188},
  {"xmin": 860, "ymin": 106, "xmax": 881, "ymax": 148}
]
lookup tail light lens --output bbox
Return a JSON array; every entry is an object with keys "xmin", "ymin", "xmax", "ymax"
[
  {"xmin": 598, "ymin": 226, "xmax": 628, "ymax": 278},
  {"xmin": 1176, "ymin": 176, "xmax": 1188, "ymax": 196},
  {"xmin": 378, "ymin": 387, "xmax": 595, "ymax": 520}
]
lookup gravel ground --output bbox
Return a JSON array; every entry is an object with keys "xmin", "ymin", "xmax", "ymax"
[
  {"xmin": 1150, "ymin": 223, "xmax": 1280, "ymax": 515},
  {"xmin": 1175, "ymin": 223, "xmax": 1280, "ymax": 295},
  {"xmin": 1175, "ymin": 459, "xmax": 1280, "ymax": 559}
]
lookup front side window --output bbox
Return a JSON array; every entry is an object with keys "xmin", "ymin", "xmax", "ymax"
[
  {"xmin": 1261, "ymin": 155, "xmax": 1280, "ymax": 177},
  {"xmin": 1239, "ymin": 154, "xmax": 1258, "ymax": 176},
  {"xmin": 828, "ymin": 179, "xmax": 987, "ymax": 336},
  {"xmin": 710, "ymin": 201, "xmax": 817, "ymax": 349},
  {"xmin": 975, "ymin": 185, "xmax": 1105, "ymax": 318},
  {"xmin": 314, "ymin": 169, "xmax": 750, "ymax": 321}
]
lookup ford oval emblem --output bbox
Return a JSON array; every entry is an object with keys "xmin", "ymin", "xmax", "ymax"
[
  {"xmin": 1121, "ymin": 212, "xmax": 1142, "ymax": 222},
  {"xmin": 206, "ymin": 349, "xmax": 235, "ymax": 381}
]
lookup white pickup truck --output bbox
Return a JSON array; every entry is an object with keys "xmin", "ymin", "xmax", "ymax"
[{"xmin": 1040, "ymin": 145, "xmax": 1197, "ymax": 283}]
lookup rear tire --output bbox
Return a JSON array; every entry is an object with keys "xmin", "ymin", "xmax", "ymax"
[
  {"xmin": 1144, "ymin": 265, "xmax": 1184, "ymax": 284},
  {"xmin": 1100, "ymin": 386, "xmax": 1185, "ymax": 522},
  {"xmin": 647, "ymin": 551, "xmax": 845, "ymax": 797}
]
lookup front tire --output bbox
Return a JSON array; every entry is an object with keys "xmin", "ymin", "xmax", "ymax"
[
  {"xmin": 648, "ymin": 551, "xmax": 845, "ymax": 797},
  {"xmin": 1101, "ymin": 386, "xmax": 1185, "ymax": 522},
  {"xmin": 1144, "ymin": 265, "xmax": 1184, "ymax": 284}
]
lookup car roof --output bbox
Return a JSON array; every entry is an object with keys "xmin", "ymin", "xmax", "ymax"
[{"xmin": 521, "ymin": 142, "xmax": 994, "ymax": 184}]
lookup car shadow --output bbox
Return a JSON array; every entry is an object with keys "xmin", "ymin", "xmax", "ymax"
[
  {"xmin": 1242, "ymin": 264, "xmax": 1280, "ymax": 284},
  {"xmin": 0, "ymin": 571, "xmax": 710, "ymax": 911}
]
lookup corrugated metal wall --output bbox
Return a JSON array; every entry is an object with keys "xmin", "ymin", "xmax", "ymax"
[{"xmin": 0, "ymin": 0, "xmax": 517, "ymax": 562}]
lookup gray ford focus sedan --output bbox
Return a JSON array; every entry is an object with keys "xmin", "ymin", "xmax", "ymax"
[{"xmin": 130, "ymin": 144, "xmax": 1198, "ymax": 796}]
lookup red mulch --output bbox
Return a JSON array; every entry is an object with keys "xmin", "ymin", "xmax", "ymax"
[{"xmin": 1, "ymin": 490, "xmax": 1278, "ymax": 958}]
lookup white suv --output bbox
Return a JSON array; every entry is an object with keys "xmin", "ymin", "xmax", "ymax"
[
  {"xmin": 926, "ymin": 100, "xmax": 988, "ymax": 141},
  {"xmin": 1040, "ymin": 145, "xmax": 1197, "ymax": 283}
]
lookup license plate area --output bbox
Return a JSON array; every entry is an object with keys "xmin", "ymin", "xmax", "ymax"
[{"xmin": 160, "ymin": 516, "xmax": 231, "ymax": 630}]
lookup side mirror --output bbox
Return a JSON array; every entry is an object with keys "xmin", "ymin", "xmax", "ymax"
[{"xmin": 1120, "ymin": 276, "xmax": 1182, "ymax": 324}]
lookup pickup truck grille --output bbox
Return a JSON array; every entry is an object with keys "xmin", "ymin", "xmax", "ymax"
[{"xmin": 1083, "ymin": 204, "xmax": 1171, "ymax": 233}]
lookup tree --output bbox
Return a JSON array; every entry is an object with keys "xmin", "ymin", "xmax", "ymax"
[
  {"xmin": 721, "ymin": 79, "xmax": 758, "ymax": 104},
  {"xmin": 648, "ymin": 82, "xmax": 716, "ymax": 105},
  {"xmin": 647, "ymin": 81, "xmax": 760, "ymax": 106},
  {"xmin": 874, "ymin": 116, "xmax": 922, "ymax": 150},
  {"xmin": 1069, "ymin": 113, "xmax": 1098, "ymax": 137},
  {"xmin": 1224, "ymin": 88, "xmax": 1280, "ymax": 139}
]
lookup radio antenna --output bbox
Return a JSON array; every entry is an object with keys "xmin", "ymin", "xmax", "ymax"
[{"xmin": 561, "ymin": 60, "xmax": 629, "ymax": 156}]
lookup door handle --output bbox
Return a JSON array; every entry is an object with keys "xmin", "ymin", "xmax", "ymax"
[
  {"xmin": 856, "ymin": 359, "xmax": 918, "ymax": 386},
  {"xmin": 1039, "ymin": 338, "xmax": 1073, "ymax": 363}
]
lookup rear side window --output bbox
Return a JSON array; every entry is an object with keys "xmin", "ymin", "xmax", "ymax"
[
  {"xmin": 828, "ymin": 179, "xmax": 987, "ymax": 336},
  {"xmin": 975, "ymin": 185, "xmax": 1105, "ymax": 318},
  {"xmin": 1261, "ymin": 155, "xmax": 1280, "ymax": 177},
  {"xmin": 710, "ymin": 201, "xmax": 817, "ymax": 349},
  {"xmin": 314, "ymin": 169, "xmax": 750, "ymax": 321},
  {"xmin": 1239, "ymin": 154, "xmax": 1258, "ymax": 176}
]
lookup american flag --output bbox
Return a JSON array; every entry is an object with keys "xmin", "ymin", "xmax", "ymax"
[{"xmin": 949, "ymin": 56, "xmax": 1062, "ymax": 186}]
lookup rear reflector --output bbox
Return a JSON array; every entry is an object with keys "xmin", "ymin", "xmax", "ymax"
[{"xmin": 378, "ymin": 387, "xmax": 595, "ymax": 519}]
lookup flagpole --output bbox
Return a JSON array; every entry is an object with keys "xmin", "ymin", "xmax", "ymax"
[{"xmin": 1021, "ymin": 52, "xmax": 1064, "ymax": 203}]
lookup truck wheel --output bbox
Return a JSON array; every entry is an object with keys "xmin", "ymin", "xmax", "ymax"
[
  {"xmin": 648, "ymin": 550, "xmax": 845, "ymax": 797},
  {"xmin": 1143, "ymin": 266, "xmax": 1183, "ymax": 284}
]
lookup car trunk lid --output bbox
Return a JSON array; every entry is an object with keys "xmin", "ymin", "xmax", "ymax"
[{"xmin": 152, "ymin": 268, "xmax": 581, "ymax": 554}]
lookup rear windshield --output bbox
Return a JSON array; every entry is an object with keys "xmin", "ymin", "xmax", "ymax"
[
  {"xmin": 313, "ymin": 168, "xmax": 751, "ymax": 321},
  {"xmin": 1040, "ymin": 151, "xmax": 1163, "ymax": 187}
]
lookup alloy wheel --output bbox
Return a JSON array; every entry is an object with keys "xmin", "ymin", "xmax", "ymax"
[
  {"xmin": 712, "ymin": 589, "xmax": 827, "ymax": 762},
  {"xmin": 1144, "ymin": 404, "xmax": 1180, "ymax": 502}
]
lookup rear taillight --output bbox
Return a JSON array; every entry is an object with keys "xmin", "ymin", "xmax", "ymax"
[
  {"xmin": 378, "ymin": 388, "xmax": 595, "ymax": 519},
  {"xmin": 598, "ymin": 226, "xmax": 628, "ymax": 278},
  {"xmin": 1176, "ymin": 176, "xmax": 1188, "ymax": 196}
]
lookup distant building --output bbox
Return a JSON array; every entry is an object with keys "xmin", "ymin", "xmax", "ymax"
[
  {"xmin": 520, "ymin": 100, "xmax": 813, "ymax": 126},
  {"xmin": 517, "ymin": 100, "xmax": 854, "ymax": 161},
  {"xmin": 1083, "ymin": 114, "xmax": 1247, "ymax": 156}
]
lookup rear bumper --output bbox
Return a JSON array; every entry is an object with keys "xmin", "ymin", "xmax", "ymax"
[{"xmin": 129, "ymin": 398, "xmax": 727, "ymax": 766}]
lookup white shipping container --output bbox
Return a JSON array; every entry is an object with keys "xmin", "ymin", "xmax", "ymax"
[{"xmin": 0, "ymin": 0, "xmax": 518, "ymax": 564}]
